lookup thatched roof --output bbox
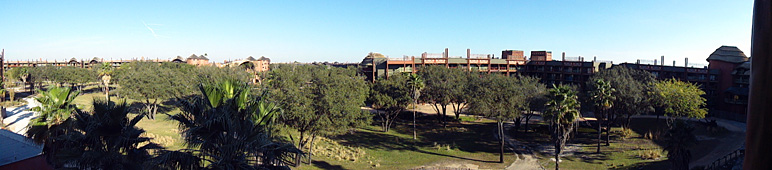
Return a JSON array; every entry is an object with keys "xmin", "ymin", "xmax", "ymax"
[
  {"xmin": 707, "ymin": 46, "xmax": 748, "ymax": 63},
  {"xmin": 257, "ymin": 56, "xmax": 270, "ymax": 62},
  {"xmin": 246, "ymin": 56, "xmax": 257, "ymax": 61}
]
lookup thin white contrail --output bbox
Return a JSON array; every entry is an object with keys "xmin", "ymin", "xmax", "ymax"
[{"xmin": 142, "ymin": 21, "xmax": 159, "ymax": 39}]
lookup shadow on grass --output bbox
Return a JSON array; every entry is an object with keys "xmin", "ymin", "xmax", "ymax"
[
  {"xmin": 608, "ymin": 159, "xmax": 670, "ymax": 170},
  {"xmin": 413, "ymin": 149, "xmax": 502, "ymax": 163},
  {"xmin": 333, "ymin": 110, "xmax": 504, "ymax": 164},
  {"xmin": 311, "ymin": 160, "xmax": 349, "ymax": 170}
]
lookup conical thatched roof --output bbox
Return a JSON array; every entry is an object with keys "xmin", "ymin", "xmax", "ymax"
[
  {"xmin": 188, "ymin": 54, "xmax": 200, "ymax": 60},
  {"xmin": 257, "ymin": 56, "xmax": 270, "ymax": 62},
  {"xmin": 246, "ymin": 56, "xmax": 257, "ymax": 61},
  {"xmin": 706, "ymin": 46, "xmax": 748, "ymax": 63}
]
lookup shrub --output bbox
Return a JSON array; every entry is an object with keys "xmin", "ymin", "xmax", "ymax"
[
  {"xmin": 620, "ymin": 128, "xmax": 634, "ymax": 139},
  {"xmin": 638, "ymin": 149, "xmax": 663, "ymax": 160}
]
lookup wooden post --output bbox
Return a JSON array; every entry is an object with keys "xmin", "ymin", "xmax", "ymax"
[{"xmin": 745, "ymin": 0, "xmax": 772, "ymax": 169}]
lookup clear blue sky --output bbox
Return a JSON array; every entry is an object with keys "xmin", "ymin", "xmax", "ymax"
[{"xmin": 0, "ymin": 1, "xmax": 753, "ymax": 64}]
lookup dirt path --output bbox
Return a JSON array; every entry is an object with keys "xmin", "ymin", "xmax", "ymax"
[{"xmin": 500, "ymin": 124, "xmax": 545, "ymax": 170}]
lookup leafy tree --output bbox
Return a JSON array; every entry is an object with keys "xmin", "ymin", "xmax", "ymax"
[
  {"xmin": 369, "ymin": 73, "xmax": 411, "ymax": 132},
  {"xmin": 267, "ymin": 65, "xmax": 370, "ymax": 165},
  {"xmin": 650, "ymin": 79, "xmax": 707, "ymax": 169},
  {"xmin": 98, "ymin": 62, "xmax": 114, "ymax": 100},
  {"xmin": 588, "ymin": 79, "xmax": 615, "ymax": 152},
  {"xmin": 418, "ymin": 66, "xmax": 456, "ymax": 127},
  {"xmin": 159, "ymin": 80, "xmax": 299, "ymax": 169},
  {"xmin": 467, "ymin": 74, "xmax": 526, "ymax": 163},
  {"xmin": 590, "ymin": 66, "xmax": 655, "ymax": 145},
  {"xmin": 26, "ymin": 87, "xmax": 80, "ymax": 167},
  {"xmin": 196, "ymin": 65, "xmax": 252, "ymax": 86},
  {"xmin": 544, "ymin": 85, "xmax": 581, "ymax": 170},
  {"xmin": 514, "ymin": 76, "xmax": 546, "ymax": 133},
  {"xmin": 56, "ymin": 99, "xmax": 162, "ymax": 169},
  {"xmin": 448, "ymin": 68, "xmax": 471, "ymax": 119},
  {"xmin": 406, "ymin": 73, "xmax": 424, "ymax": 140},
  {"xmin": 115, "ymin": 62, "xmax": 195, "ymax": 119},
  {"xmin": 6, "ymin": 67, "xmax": 30, "ymax": 91},
  {"xmin": 650, "ymin": 79, "xmax": 708, "ymax": 123}
]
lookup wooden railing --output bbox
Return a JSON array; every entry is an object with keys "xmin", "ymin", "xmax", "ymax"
[{"xmin": 703, "ymin": 148, "xmax": 744, "ymax": 170}]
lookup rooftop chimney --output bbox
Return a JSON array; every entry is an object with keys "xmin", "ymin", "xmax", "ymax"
[
  {"xmin": 655, "ymin": 59, "xmax": 658, "ymax": 65},
  {"xmin": 661, "ymin": 56, "xmax": 665, "ymax": 66},
  {"xmin": 593, "ymin": 56, "xmax": 597, "ymax": 62},
  {"xmin": 685, "ymin": 58, "xmax": 689, "ymax": 67},
  {"xmin": 673, "ymin": 60, "xmax": 676, "ymax": 66},
  {"xmin": 467, "ymin": 49, "xmax": 471, "ymax": 59},
  {"xmin": 562, "ymin": 52, "xmax": 566, "ymax": 61},
  {"xmin": 444, "ymin": 48, "xmax": 449, "ymax": 58},
  {"xmin": 637, "ymin": 59, "xmax": 640, "ymax": 64}
]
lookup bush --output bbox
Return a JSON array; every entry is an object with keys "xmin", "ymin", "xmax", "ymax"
[
  {"xmin": 638, "ymin": 149, "xmax": 663, "ymax": 160},
  {"xmin": 620, "ymin": 128, "xmax": 634, "ymax": 139}
]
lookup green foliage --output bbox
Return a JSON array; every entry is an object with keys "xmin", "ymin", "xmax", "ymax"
[
  {"xmin": 56, "ymin": 99, "xmax": 162, "ymax": 169},
  {"xmin": 115, "ymin": 62, "xmax": 197, "ymax": 118},
  {"xmin": 369, "ymin": 73, "xmax": 412, "ymax": 132},
  {"xmin": 267, "ymin": 64, "xmax": 370, "ymax": 158},
  {"xmin": 27, "ymin": 86, "xmax": 80, "ymax": 144},
  {"xmin": 650, "ymin": 79, "xmax": 708, "ymax": 120},
  {"xmin": 418, "ymin": 66, "xmax": 462, "ymax": 125},
  {"xmin": 545, "ymin": 85, "xmax": 581, "ymax": 126},
  {"xmin": 589, "ymin": 79, "xmax": 616, "ymax": 110},
  {"xmin": 161, "ymin": 80, "xmax": 300, "ymax": 169},
  {"xmin": 467, "ymin": 74, "xmax": 525, "ymax": 121},
  {"xmin": 590, "ymin": 66, "xmax": 655, "ymax": 127},
  {"xmin": 196, "ymin": 65, "xmax": 252, "ymax": 85},
  {"xmin": 544, "ymin": 84, "xmax": 581, "ymax": 169}
]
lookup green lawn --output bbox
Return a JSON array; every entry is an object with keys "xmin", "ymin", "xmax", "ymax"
[{"xmin": 294, "ymin": 115, "xmax": 517, "ymax": 170}]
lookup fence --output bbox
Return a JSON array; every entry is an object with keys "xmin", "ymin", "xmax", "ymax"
[{"xmin": 703, "ymin": 148, "xmax": 744, "ymax": 170}]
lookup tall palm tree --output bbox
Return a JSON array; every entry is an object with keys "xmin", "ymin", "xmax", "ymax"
[
  {"xmin": 588, "ymin": 79, "xmax": 615, "ymax": 153},
  {"xmin": 26, "ymin": 86, "xmax": 80, "ymax": 166},
  {"xmin": 56, "ymin": 99, "xmax": 162, "ymax": 169},
  {"xmin": 406, "ymin": 73, "xmax": 424, "ymax": 140},
  {"xmin": 158, "ymin": 80, "xmax": 300, "ymax": 169},
  {"xmin": 98, "ymin": 62, "xmax": 113, "ymax": 101},
  {"xmin": 544, "ymin": 85, "xmax": 580, "ymax": 170}
]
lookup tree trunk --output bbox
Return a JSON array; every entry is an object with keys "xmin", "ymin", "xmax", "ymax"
[
  {"xmin": 597, "ymin": 109, "xmax": 602, "ymax": 153},
  {"xmin": 441, "ymin": 105, "xmax": 447, "ymax": 127},
  {"xmin": 498, "ymin": 120, "xmax": 504, "ymax": 163},
  {"xmin": 296, "ymin": 131, "xmax": 305, "ymax": 166},
  {"xmin": 605, "ymin": 115, "xmax": 611, "ymax": 146},
  {"xmin": 525, "ymin": 111, "xmax": 532, "ymax": 133},
  {"xmin": 413, "ymin": 108, "xmax": 417, "ymax": 140},
  {"xmin": 555, "ymin": 124, "xmax": 561, "ymax": 170},
  {"xmin": 307, "ymin": 135, "xmax": 316, "ymax": 164}
]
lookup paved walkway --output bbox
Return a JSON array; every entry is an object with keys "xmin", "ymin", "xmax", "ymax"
[
  {"xmin": 499, "ymin": 124, "xmax": 545, "ymax": 170},
  {"xmin": 2, "ymin": 97, "xmax": 40, "ymax": 134},
  {"xmin": 631, "ymin": 115, "xmax": 746, "ymax": 169}
]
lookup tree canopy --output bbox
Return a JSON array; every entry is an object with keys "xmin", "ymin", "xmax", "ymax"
[
  {"xmin": 651, "ymin": 79, "xmax": 708, "ymax": 120},
  {"xmin": 369, "ymin": 73, "xmax": 412, "ymax": 132},
  {"xmin": 267, "ymin": 64, "xmax": 370, "ymax": 164}
]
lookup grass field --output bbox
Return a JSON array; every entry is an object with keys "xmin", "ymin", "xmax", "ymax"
[{"xmin": 294, "ymin": 115, "xmax": 517, "ymax": 170}]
